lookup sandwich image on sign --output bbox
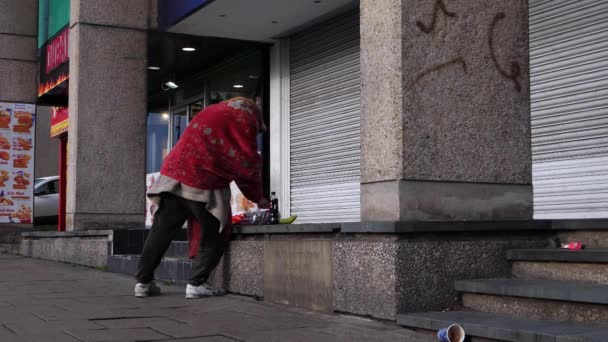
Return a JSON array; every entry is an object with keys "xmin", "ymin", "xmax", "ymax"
[
  {"xmin": 0, "ymin": 107, "xmax": 10, "ymax": 129},
  {"xmin": 15, "ymin": 138, "xmax": 32, "ymax": 150},
  {"xmin": 13, "ymin": 111, "xmax": 33, "ymax": 133},
  {"xmin": 13, "ymin": 154, "xmax": 31, "ymax": 168},
  {"xmin": 0, "ymin": 135, "xmax": 10, "ymax": 149},
  {"xmin": 0, "ymin": 170, "xmax": 9, "ymax": 187},
  {"xmin": 13, "ymin": 172, "xmax": 30, "ymax": 190}
]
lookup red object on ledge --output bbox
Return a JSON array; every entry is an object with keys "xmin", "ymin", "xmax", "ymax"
[{"xmin": 561, "ymin": 242, "xmax": 584, "ymax": 250}]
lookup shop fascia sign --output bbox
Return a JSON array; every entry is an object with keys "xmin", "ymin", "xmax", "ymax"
[
  {"xmin": 50, "ymin": 107, "xmax": 68, "ymax": 138},
  {"xmin": 158, "ymin": 0, "xmax": 210, "ymax": 30},
  {"xmin": 39, "ymin": 27, "xmax": 69, "ymax": 97}
]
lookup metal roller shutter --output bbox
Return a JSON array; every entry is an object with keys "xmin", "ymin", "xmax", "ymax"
[
  {"xmin": 530, "ymin": 0, "xmax": 608, "ymax": 218},
  {"xmin": 289, "ymin": 11, "xmax": 361, "ymax": 223}
]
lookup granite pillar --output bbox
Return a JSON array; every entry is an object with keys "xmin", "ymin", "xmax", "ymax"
[
  {"xmin": 360, "ymin": 0, "xmax": 532, "ymax": 221},
  {"xmin": 0, "ymin": 0, "xmax": 38, "ymax": 103},
  {"xmin": 67, "ymin": 0, "xmax": 149, "ymax": 230}
]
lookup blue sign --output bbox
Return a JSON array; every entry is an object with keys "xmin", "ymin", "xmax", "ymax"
[{"xmin": 158, "ymin": 0, "xmax": 213, "ymax": 30}]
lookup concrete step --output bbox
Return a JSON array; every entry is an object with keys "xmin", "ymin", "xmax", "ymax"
[
  {"xmin": 507, "ymin": 249, "xmax": 608, "ymax": 263},
  {"xmin": 107, "ymin": 254, "xmax": 192, "ymax": 285},
  {"xmin": 111, "ymin": 229, "xmax": 187, "ymax": 255},
  {"xmin": 396, "ymin": 311, "xmax": 608, "ymax": 342},
  {"xmin": 457, "ymin": 279, "xmax": 608, "ymax": 324},
  {"xmin": 164, "ymin": 241, "xmax": 189, "ymax": 258},
  {"xmin": 512, "ymin": 262, "xmax": 608, "ymax": 285},
  {"xmin": 507, "ymin": 250, "xmax": 608, "ymax": 285},
  {"xmin": 456, "ymin": 278, "xmax": 608, "ymax": 304}
]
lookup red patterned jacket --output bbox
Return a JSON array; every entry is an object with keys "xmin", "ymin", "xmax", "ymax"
[{"xmin": 160, "ymin": 98, "xmax": 263, "ymax": 203}]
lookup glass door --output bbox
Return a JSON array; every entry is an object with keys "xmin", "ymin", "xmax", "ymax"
[
  {"xmin": 171, "ymin": 106, "xmax": 188, "ymax": 147},
  {"xmin": 189, "ymin": 101, "xmax": 203, "ymax": 120},
  {"xmin": 146, "ymin": 112, "xmax": 170, "ymax": 174}
]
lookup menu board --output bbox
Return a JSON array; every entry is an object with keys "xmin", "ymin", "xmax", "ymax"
[{"xmin": 0, "ymin": 102, "xmax": 35, "ymax": 224}]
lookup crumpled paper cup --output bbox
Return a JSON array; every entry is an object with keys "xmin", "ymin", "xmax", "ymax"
[{"xmin": 437, "ymin": 324, "xmax": 465, "ymax": 342}]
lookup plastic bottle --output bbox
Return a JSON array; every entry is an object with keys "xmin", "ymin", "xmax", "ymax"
[{"xmin": 270, "ymin": 192, "xmax": 279, "ymax": 224}]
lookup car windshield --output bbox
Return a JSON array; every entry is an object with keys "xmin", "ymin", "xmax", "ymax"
[{"xmin": 34, "ymin": 178, "xmax": 46, "ymax": 187}]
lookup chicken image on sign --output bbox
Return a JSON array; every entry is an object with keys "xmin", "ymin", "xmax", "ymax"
[{"xmin": 0, "ymin": 102, "xmax": 35, "ymax": 224}]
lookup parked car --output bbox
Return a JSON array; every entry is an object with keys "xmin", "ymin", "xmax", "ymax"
[{"xmin": 34, "ymin": 176, "xmax": 59, "ymax": 224}]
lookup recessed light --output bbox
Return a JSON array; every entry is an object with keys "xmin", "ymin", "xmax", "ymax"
[
  {"xmin": 148, "ymin": 66, "xmax": 160, "ymax": 70},
  {"xmin": 248, "ymin": 75, "xmax": 259, "ymax": 79},
  {"xmin": 272, "ymin": 20, "xmax": 278, "ymax": 24},
  {"xmin": 161, "ymin": 113, "xmax": 169, "ymax": 120},
  {"xmin": 314, "ymin": 0, "xmax": 321, "ymax": 3},
  {"xmin": 219, "ymin": 14, "xmax": 227, "ymax": 18},
  {"xmin": 182, "ymin": 47, "xmax": 196, "ymax": 52},
  {"xmin": 164, "ymin": 81, "xmax": 179, "ymax": 89},
  {"xmin": 233, "ymin": 84, "xmax": 244, "ymax": 89}
]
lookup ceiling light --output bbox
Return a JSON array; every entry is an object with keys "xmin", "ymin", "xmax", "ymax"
[
  {"xmin": 248, "ymin": 75, "xmax": 259, "ymax": 79},
  {"xmin": 148, "ymin": 66, "xmax": 160, "ymax": 70},
  {"xmin": 164, "ymin": 81, "xmax": 179, "ymax": 89},
  {"xmin": 182, "ymin": 47, "xmax": 196, "ymax": 52},
  {"xmin": 161, "ymin": 113, "xmax": 169, "ymax": 120},
  {"xmin": 233, "ymin": 84, "xmax": 244, "ymax": 89}
]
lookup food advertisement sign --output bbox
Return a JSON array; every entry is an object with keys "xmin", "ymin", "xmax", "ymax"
[
  {"xmin": 0, "ymin": 102, "xmax": 35, "ymax": 224},
  {"xmin": 50, "ymin": 106, "xmax": 68, "ymax": 137},
  {"xmin": 38, "ymin": 26, "xmax": 69, "ymax": 98}
]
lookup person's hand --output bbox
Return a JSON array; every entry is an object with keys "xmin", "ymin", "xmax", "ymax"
[{"xmin": 258, "ymin": 197, "xmax": 269, "ymax": 209}]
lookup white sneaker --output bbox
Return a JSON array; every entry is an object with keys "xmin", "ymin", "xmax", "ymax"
[
  {"xmin": 185, "ymin": 283, "xmax": 226, "ymax": 299},
  {"xmin": 134, "ymin": 282, "xmax": 161, "ymax": 298}
]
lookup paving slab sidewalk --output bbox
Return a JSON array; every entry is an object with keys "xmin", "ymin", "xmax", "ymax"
[{"xmin": 0, "ymin": 253, "xmax": 432, "ymax": 342}]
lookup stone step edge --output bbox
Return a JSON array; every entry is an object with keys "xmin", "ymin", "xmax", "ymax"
[
  {"xmin": 455, "ymin": 278, "xmax": 608, "ymax": 304},
  {"xmin": 508, "ymin": 249, "xmax": 608, "ymax": 263},
  {"xmin": 106, "ymin": 255, "xmax": 192, "ymax": 284},
  {"xmin": 396, "ymin": 311, "xmax": 608, "ymax": 342},
  {"xmin": 109, "ymin": 254, "xmax": 190, "ymax": 261}
]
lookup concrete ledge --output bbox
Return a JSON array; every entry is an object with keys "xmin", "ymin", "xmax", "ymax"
[
  {"xmin": 552, "ymin": 220, "xmax": 608, "ymax": 230},
  {"xmin": 455, "ymin": 278, "xmax": 608, "ymax": 304},
  {"xmin": 343, "ymin": 220, "xmax": 551, "ymax": 233},
  {"xmin": 22, "ymin": 230, "xmax": 114, "ymax": 238},
  {"xmin": 21, "ymin": 230, "xmax": 112, "ymax": 267},
  {"xmin": 396, "ymin": 311, "xmax": 608, "ymax": 342},
  {"xmin": 508, "ymin": 249, "xmax": 608, "ymax": 263},
  {"xmin": 235, "ymin": 223, "xmax": 340, "ymax": 234}
]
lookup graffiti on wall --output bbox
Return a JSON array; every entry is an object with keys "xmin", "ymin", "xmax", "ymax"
[
  {"xmin": 412, "ymin": 0, "xmax": 524, "ymax": 92},
  {"xmin": 489, "ymin": 12, "xmax": 523, "ymax": 92},
  {"xmin": 415, "ymin": 0, "xmax": 457, "ymax": 34}
]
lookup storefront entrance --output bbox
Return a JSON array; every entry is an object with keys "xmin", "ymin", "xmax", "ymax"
[
  {"xmin": 145, "ymin": 32, "xmax": 269, "ymax": 225},
  {"xmin": 157, "ymin": 2, "xmax": 361, "ymax": 224}
]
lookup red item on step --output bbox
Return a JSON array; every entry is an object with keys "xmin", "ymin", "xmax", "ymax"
[{"xmin": 561, "ymin": 242, "xmax": 584, "ymax": 250}]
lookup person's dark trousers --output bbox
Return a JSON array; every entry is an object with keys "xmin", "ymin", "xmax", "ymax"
[{"xmin": 136, "ymin": 193, "xmax": 225, "ymax": 286}]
